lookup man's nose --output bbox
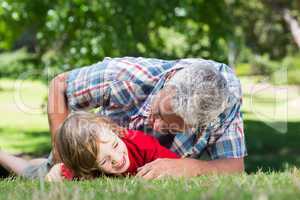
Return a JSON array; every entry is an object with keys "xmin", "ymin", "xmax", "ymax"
[
  {"xmin": 153, "ymin": 119, "xmax": 162, "ymax": 131},
  {"xmin": 148, "ymin": 113, "xmax": 156, "ymax": 126}
]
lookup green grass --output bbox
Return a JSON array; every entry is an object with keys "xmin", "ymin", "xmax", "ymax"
[
  {"xmin": 1, "ymin": 170, "xmax": 300, "ymax": 200},
  {"xmin": 0, "ymin": 78, "xmax": 50, "ymax": 156},
  {"xmin": 239, "ymin": 77, "xmax": 300, "ymax": 172}
]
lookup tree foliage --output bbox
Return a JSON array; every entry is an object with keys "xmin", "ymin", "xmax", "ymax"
[{"xmin": 0, "ymin": 0, "xmax": 299, "ymax": 75}]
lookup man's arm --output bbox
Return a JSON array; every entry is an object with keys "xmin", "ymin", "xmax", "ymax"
[
  {"xmin": 136, "ymin": 110, "xmax": 247, "ymax": 179},
  {"xmin": 47, "ymin": 73, "xmax": 69, "ymax": 163},
  {"xmin": 136, "ymin": 157, "xmax": 244, "ymax": 179}
]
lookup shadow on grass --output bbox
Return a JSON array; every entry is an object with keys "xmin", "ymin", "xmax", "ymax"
[
  {"xmin": 0, "ymin": 166, "xmax": 9, "ymax": 178},
  {"xmin": 9, "ymin": 130, "xmax": 52, "ymax": 157},
  {"xmin": 245, "ymin": 119, "xmax": 300, "ymax": 173},
  {"xmin": 0, "ymin": 130, "xmax": 51, "ymax": 178}
]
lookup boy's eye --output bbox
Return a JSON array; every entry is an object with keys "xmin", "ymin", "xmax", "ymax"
[{"xmin": 99, "ymin": 159, "xmax": 107, "ymax": 166}]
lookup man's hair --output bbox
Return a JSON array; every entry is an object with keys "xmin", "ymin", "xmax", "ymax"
[
  {"xmin": 55, "ymin": 111, "xmax": 125, "ymax": 179},
  {"xmin": 165, "ymin": 61, "xmax": 229, "ymax": 129}
]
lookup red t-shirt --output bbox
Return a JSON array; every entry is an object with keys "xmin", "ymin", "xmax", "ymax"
[{"xmin": 61, "ymin": 129, "xmax": 179, "ymax": 180}]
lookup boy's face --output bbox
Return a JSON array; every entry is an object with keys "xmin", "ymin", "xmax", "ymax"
[{"xmin": 97, "ymin": 127, "xmax": 130, "ymax": 175}]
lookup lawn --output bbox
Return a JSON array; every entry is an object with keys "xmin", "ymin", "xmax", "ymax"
[
  {"xmin": 240, "ymin": 77, "xmax": 300, "ymax": 172},
  {"xmin": 1, "ymin": 170, "xmax": 300, "ymax": 200},
  {"xmin": 1, "ymin": 77, "xmax": 300, "ymax": 199},
  {"xmin": 0, "ymin": 79, "xmax": 50, "ymax": 156}
]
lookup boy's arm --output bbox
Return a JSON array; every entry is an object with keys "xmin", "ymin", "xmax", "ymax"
[
  {"xmin": 45, "ymin": 163, "xmax": 64, "ymax": 182},
  {"xmin": 47, "ymin": 73, "xmax": 69, "ymax": 163}
]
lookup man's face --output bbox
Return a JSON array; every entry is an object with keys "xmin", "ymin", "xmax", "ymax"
[
  {"xmin": 149, "ymin": 88, "xmax": 187, "ymax": 134},
  {"xmin": 97, "ymin": 127, "xmax": 130, "ymax": 175}
]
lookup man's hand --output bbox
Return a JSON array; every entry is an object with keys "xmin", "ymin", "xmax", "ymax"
[
  {"xmin": 136, "ymin": 158, "xmax": 244, "ymax": 180},
  {"xmin": 45, "ymin": 163, "xmax": 64, "ymax": 182},
  {"xmin": 136, "ymin": 158, "xmax": 198, "ymax": 179}
]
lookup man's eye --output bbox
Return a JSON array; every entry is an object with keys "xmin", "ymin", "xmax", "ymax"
[
  {"xmin": 152, "ymin": 112, "xmax": 161, "ymax": 120},
  {"xmin": 155, "ymin": 114, "xmax": 161, "ymax": 119},
  {"xmin": 113, "ymin": 142, "xmax": 118, "ymax": 149}
]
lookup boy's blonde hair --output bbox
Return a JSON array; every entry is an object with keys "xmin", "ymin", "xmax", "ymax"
[{"xmin": 55, "ymin": 111, "xmax": 125, "ymax": 179}]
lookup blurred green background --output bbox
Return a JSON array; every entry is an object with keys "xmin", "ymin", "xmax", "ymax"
[{"xmin": 0, "ymin": 0, "xmax": 299, "ymax": 173}]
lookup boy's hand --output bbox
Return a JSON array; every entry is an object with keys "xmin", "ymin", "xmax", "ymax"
[{"xmin": 45, "ymin": 163, "xmax": 64, "ymax": 182}]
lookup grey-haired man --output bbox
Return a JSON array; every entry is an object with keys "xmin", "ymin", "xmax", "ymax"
[{"xmin": 46, "ymin": 57, "xmax": 247, "ymax": 179}]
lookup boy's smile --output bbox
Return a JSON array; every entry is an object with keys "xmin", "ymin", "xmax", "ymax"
[{"xmin": 97, "ymin": 127, "xmax": 130, "ymax": 174}]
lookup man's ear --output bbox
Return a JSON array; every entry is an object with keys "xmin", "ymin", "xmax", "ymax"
[{"xmin": 160, "ymin": 93, "xmax": 175, "ymax": 115}]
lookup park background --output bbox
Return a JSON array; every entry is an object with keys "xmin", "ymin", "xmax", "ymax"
[{"xmin": 0, "ymin": 0, "xmax": 300, "ymax": 183}]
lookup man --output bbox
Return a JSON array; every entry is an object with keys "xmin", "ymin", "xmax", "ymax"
[{"xmin": 46, "ymin": 57, "xmax": 246, "ymax": 179}]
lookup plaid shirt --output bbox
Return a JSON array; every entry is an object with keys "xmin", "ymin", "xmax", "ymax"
[{"xmin": 66, "ymin": 57, "xmax": 247, "ymax": 159}]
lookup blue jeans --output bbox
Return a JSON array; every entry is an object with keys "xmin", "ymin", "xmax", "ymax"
[{"xmin": 22, "ymin": 153, "xmax": 53, "ymax": 179}]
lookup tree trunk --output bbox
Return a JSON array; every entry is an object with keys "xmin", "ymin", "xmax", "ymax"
[{"xmin": 283, "ymin": 9, "xmax": 300, "ymax": 48}]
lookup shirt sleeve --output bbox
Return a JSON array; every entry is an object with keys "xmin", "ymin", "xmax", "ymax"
[
  {"xmin": 66, "ymin": 64, "xmax": 149, "ymax": 119},
  {"xmin": 205, "ymin": 63, "xmax": 246, "ymax": 159},
  {"xmin": 60, "ymin": 163, "xmax": 74, "ymax": 181},
  {"xmin": 206, "ymin": 110, "xmax": 247, "ymax": 159},
  {"xmin": 141, "ymin": 133, "xmax": 180, "ymax": 162},
  {"xmin": 66, "ymin": 63, "xmax": 111, "ymax": 111}
]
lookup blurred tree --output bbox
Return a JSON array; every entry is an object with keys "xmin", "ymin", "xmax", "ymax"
[
  {"xmin": 229, "ymin": 0, "xmax": 300, "ymax": 61},
  {"xmin": 0, "ymin": 0, "xmax": 53, "ymax": 51},
  {"xmin": 262, "ymin": 0, "xmax": 300, "ymax": 48},
  {"xmin": 0, "ymin": 0, "xmax": 233, "ymax": 72},
  {"xmin": 0, "ymin": 0, "xmax": 299, "ymax": 77},
  {"xmin": 37, "ymin": 0, "xmax": 234, "ymax": 71},
  {"xmin": 283, "ymin": 9, "xmax": 300, "ymax": 48}
]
